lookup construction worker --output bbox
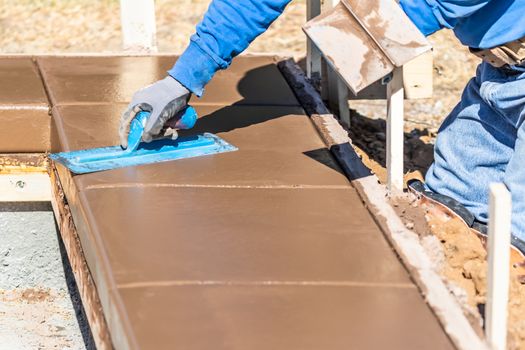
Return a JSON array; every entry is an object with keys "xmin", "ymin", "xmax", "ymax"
[{"xmin": 119, "ymin": 0, "xmax": 525, "ymax": 260}]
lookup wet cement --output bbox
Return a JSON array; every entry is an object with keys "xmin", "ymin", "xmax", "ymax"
[
  {"xmin": 0, "ymin": 58, "xmax": 48, "ymax": 107},
  {"xmin": 52, "ymin": 103, "xmax": 349, "ymax": 188},
  {"xmin": 43, "ymin": 56, "xmax": 454, "ymax": 349},
  {"xmin": 0, "ymin": 110, "xmax": 50, "ymax": 152},
  {"xmin": 0, "ymin": 58, "xmax": 50, "ymax": 152},
  {"xmin": 120, "ymin": 284, "xmax": 450, "ymax": 350},
  {"xmin": 38, "ymin": 55, "xmax": 301, "ymax": 107}
]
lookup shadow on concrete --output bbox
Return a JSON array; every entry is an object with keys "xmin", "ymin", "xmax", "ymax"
[
  {"xmin": 180, "ymin": 64, "xmax": 347, "ymax": 176},
  {"xmin": 303, "ymin": 148, "xmax": 345, "ymax": 176},
  {"xmin": 182, "ymin": 64, "xmax": 300, "ymax": 135},
  {"xmin": 0, "ymin": 202, "xmax": 52, "ymax": 212},
  {"xmin": 182, "ymin": 103, "xmax": 289, "ymax": 136}
]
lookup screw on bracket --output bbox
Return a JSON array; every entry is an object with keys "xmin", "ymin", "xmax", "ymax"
[
  {"xmin": 381, "ymin": 72, "xmax": 394, "ymax": 85},
  {"xmin": 15, "ymin": 180, "xmax": 26, "ymax": 189}
]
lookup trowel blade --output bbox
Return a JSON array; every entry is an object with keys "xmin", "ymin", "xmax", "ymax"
[{"xmin": 50, "ymin": 133, "xmax": 237, "ymax": 174}]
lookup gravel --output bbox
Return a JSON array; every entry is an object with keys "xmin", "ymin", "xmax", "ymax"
[{"xmin": 0, "ymin": 202, "xmax": 94, "ymax": 350}]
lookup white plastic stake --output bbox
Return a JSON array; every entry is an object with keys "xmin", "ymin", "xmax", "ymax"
[
  {"xmin": 120, "ymin": 0, "xmax": 158, "ymax": 52},
  {"xmin": 386, "ymin": 67, "xmax": 404, "ymax": 194},
  {"xmin": 486, "ymin": 183, "xmax": 512, "ymax": 350},
  {"xmin": 306, "ymin": 0, "xmax": 322, "ymax": 80},
  {"xmin": 317, "ymin": 0, "xmax": 350, "ymax": 125},
  {"xmin": 337, "ymin": 77, "xmax": 350, "ymax": 127}
]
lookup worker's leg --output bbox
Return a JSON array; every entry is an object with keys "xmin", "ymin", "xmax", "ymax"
[
  {"xmin": 499, "ymin": 67, "xmax": 525, "ymax": 240},
  {"xmin": 425, "ymin": 62, "xmax": 521, "ymax": 225},
  {"xmin": 505, "ymin": 126, "xmax": 525, "ymax": 241}
]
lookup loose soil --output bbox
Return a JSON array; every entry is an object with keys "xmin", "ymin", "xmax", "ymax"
[
  {"xmin": 392, "ymin": 193, "xmax": 525, "ymax": 350},
  {"xmin": 348, "ymin": 33, "xmax": 525, "ymax": 350}
]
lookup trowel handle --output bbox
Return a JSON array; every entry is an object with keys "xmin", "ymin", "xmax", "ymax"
[
  {"xmin": 175, "ymin": 106, "xmax": 198, "ymax": 130},
  {"xmin": 126, "ymin": 111, "xmax": 149, "ymax": 152},
  {"xmin": 127, "ymin": 107, "xmax": 198, "ymax": 151}
]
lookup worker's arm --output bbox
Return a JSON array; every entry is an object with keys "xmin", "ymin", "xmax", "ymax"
[
  {"xmin": 120, "ymin": 0, "xmax": 291, "ymax": 148},
  {"xmin": 399, "ymin": 0, "xmax": 494, "ymax": 36},
  {"xmin": 170, "ymin": 0, "xmax": 292, "ymax": 97}
]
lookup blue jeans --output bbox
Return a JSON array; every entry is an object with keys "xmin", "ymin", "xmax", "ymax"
[{"xmin": 425, "ymin": 62, "xmax": 525, "ymax": 241}]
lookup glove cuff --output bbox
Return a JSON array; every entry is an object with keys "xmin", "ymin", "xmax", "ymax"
[
  {"xmin": 162, "ymin": 76, "xmax": 190, "ymax": 96},
  {"xmin": 168, "ymin": 40, "xmax": 220, "ymax": 97}
]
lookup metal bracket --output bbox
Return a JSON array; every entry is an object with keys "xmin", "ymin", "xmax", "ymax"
[{"xmin": 303, "ymin": 0, "xmax": 431, "ymax": 94}]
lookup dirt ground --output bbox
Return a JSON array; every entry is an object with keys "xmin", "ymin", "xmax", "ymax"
[
  {"xmin": 1, "ymin": 0, "xmax": 522, "ymax": 349},
  {"xmin": 0, "ymin": 0, "xmax": 305, "ymax": 55},
  {"xmin": 0, "ymin": 202, "xmax": 93, "ymax": 350}
]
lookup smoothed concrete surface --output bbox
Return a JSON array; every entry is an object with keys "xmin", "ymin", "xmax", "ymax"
[
  {"xmin": 0, "ymin": 202, "xmax": 94, "ymax": 349},
  {"xmin": 47, "ymin": 56, "xmax": 454, "ymax": 349}
]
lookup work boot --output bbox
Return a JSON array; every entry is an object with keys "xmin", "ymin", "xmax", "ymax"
[{"xmin": 407, "ymin": 179, "xmax": 525, "ymax": 282}]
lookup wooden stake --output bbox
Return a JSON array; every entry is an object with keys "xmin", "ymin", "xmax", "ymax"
[
  {"xmin": 486, "ymin": 183, "xmax": 512, "ymax": 350},
  {"xmin": 120, "ymin": 0, "xmax": 157, "ymax": 52},
  {"xmin": 386, "ymin": 67, "xmax": 404, "ymax": 194}
]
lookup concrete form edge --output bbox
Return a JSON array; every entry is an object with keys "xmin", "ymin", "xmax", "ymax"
[
  {"xmin": 49, "ymin": 166, "xmax": 115, "ymax": 350},
  {"xmin": 0, "ymin": 154, "xmax": 51, "ymax": 202},
  {"xmin": 278, "ymin": 58, "xmax": 489, "ymax": 350}
]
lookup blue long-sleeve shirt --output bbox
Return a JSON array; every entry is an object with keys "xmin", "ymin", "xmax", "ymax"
[{"xmin": 169, "ymin": 0, "xmax": 525, "ymax": 97}]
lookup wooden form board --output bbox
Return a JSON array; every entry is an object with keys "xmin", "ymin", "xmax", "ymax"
[
  {"xmin": 0, "ymin": 173, "xmax": 51, "ymax": 202},
  {"xmin": 0, "ymin": 154, "xmax": 51, "ymax": 202},
  {"xmin": 49, "ymin": 166, "xmax": 114, "ymax": 350}
]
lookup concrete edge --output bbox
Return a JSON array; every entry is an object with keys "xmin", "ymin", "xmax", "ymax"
[
  {"xmin": 49, "ymin": 166, "xmax": 115, "ymax": 350},
  {"xmin": 278, "ymin": 58, "xmax": 489, "ymax": 350}
]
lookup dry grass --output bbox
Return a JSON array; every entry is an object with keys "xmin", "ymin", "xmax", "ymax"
[{"xmin": 0, "ymin": 0, "xmax": 306, "ymax": 54}]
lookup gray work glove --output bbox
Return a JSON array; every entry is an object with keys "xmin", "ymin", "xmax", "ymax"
[{"xmin": 119, "ymin": 76, "xmax": 191, "ymax": 149}]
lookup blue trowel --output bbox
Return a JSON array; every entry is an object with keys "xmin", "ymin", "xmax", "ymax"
[{"xmin": 50, "ymin": 107, "xmax": 237, "ymax": 174}]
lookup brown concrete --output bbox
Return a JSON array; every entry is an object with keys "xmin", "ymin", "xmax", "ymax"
[
  {"xmin": 38, "ymin": 56, "xmax": 300, "ymax": 106},
  {"xmin": 0, "ymin": 110, "xmax": 50, "ymax": 152},
  {"xmin": 119, "ymin": 285, "xmax": 452, "ymax": 350},
  {"xmin": 80, "ymin": 186, "xmax": 412, "ymax": 286},
  {"xmin": 0, "ymin": 58, "xmax": 50, "ymax": 152},
  {"xmin": 45, "ymin": 56, "xmax": 455, "ymax": 349},
  {"xmin": 52, "ymin": 104, "xmax": 349, "ymax": 188},
  {"xmin": 0, "ymin": 58, "xmax": 48, "ymax": 107}
]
